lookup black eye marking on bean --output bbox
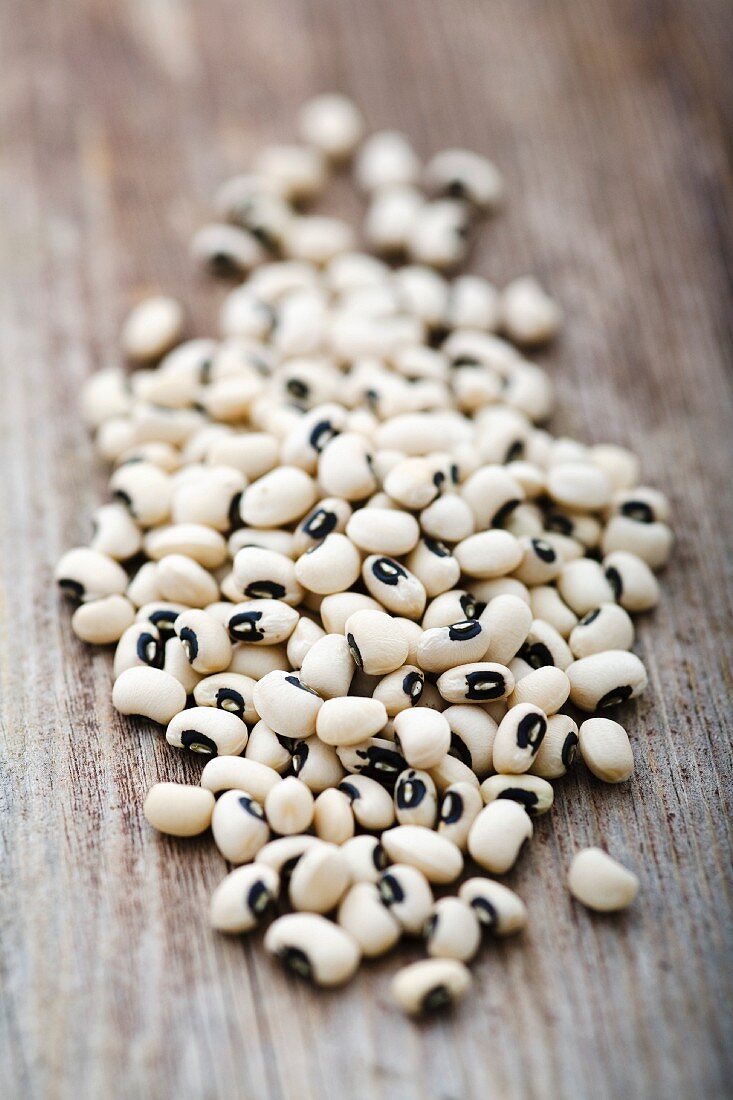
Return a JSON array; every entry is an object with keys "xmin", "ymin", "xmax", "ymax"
[
  {"xmin": 276, "ymin": 734, "xmax": 295, "ymax": 753},
  {"xmin": 279, "ymin": 946, "xmax": 313, "ymax": 981},
  {"xmin": 459, "ymin": 593, "xmax": 480, "ymax": 619},
  {"xmin": 291, "ymin": 740, "xmax": 309, "ymax": 772},
  {"xmin": 396, "ymin": 775, "xmax": 426, "ymax": 810},
  {"xmin": 58, "ymin": 578, "xmax": 85, "ymax": 599},
  {"xmin": 450, "ymin": 464, "xmax": 460, "ymax": 484},
  {"xmin": 449, "ymin": 732, "xmax": 472, "ymax": 768},
  {"xmin": 286, "ymin": 378, "xmax": 309, "ymax": 402},
  {"xmin": 519, "ymin": 641, "xmax": 554, "ymax": 669},
  {"xmin": 403, "ymin": 670, "xmax": 424, "ymax": 704},
  {"xmin": 597, "ymin": 684, "xmax": 633, "ymax": 708},
  {"xmin": 249, "ymin": 353, "xmax": 272, "ymax": 377},
  {"xmin": 178, "ymin": 626, "xmax": 199, "ymax": 662},
  {"xmin": 198, "ymin": 356, "xmax": 213, "ymax": 386},
  {"xmin": 424, "ymin": 536, "xmax": 450, "ymax": 557},
  {"xmin": 346, "ymin": 633, "xmax": 363, "ymax": 670},
  {"xmin": 148, "ymin": 609, "xmax": 180, "ymax": 634},
  {"xmin": 497, "ymin": 788, "xmax": 540, "ymax": 815},
  {"xmin": 372, "ymin": 842, "xmax": 388, "ymax": 871},
  {"xmin": 432, "ymin": 471, "xmax": 445, "ymax": 493},
  {"xmin": 238, "ymin": 795, "xmax": 265, "ymax": 819},
  {"xmin": 516, "ymin": 713, "xmax": 547, "ymax": 750},
  {"xmin": 372, "ymin": 557, "xmax": 406, "ymax": 586},
  {"xmin": 227, "ymin": 491, "xmax": 243, "ymax": 531},
  {"xmin": 338, "ymin": 781, "xmax": 360, "ymax": 802},
  {"xmin": 112, "ymin": 489, "xmax": 135, "ymax": 516},
  {"xmin": 446, "ymin": 178, "xmax": 466, "ymax": 200},
  {"xmin": 228, "ymin": 611, "xmax": 264, "ymax": 642},
  {"xmin": 505, "ymin": 440, "xmax": 525, "ymax": 463},
  {"xmin": 244, "ymin": 580, "xmax": 286, "ymax": 600},
  {"xmin": 423, "ymin": 985, "xmax": 452, "ymax": 1012},
  {"xmin": 562, "ymin": 731, "xmax": 579, "ymax": 767},
  {"xmin": 423, "ymin": 913, "xmax": 438, "ymax": 940},
  {"xmin": 465, "ymin": 670, "xmax": 506, "ymax": 700},
  {"xmin": 451, "ymin": 355, "xmax": 481, "ymax": 369},
  {"xmin": 531, "ymin": 538, "xmax": 556, "ymax": 563},
  {"xmin": 621, "ymin": 500, "xmax": 654, "ymax": 524},
  {"xmin": 605, "ymin": 566, "xmax": 622, "ymax": 599},
  {"xmin": 285, "ymin": 675, "xmax": 318, "ymax": 695},
  {"xmin": 137, "ymin": 632, "xmax": 162, "ymax": 667},
  {"xmin": 491, "ymin": 498, "xmax": 521, "ymax": 528},
  {"xmin": 303, "ymin": 507, "xmax": 336, "ymax": 540},
  {"xmin": 440, "ymin": 791, "xmax": 463, "ymax": 825},
  {"xmin": 181, "ymin": 729, "xmax": 218, "ymax": 756},
  {"xmin": 309, "ymin": 419, "xmax": 338, "ymax": 453},
  {"xmin": 378, "ymin": 873, "xmax": 404, "ymax": 906},
  {"xmin": 471, "ymin": 896, "xmax": 498, "ymax": 930},
  {"xmin": 545, "ymin": 512, "xmax": 573, "ymax": 536},
  {"xmin": 579, "ymin": 608, "xmax": 601, "ymax": 626},
  {"xmin": 216, "ymin": 687, "xmax": 244, "ymax": 719},
  {"xmin": 208, "ymin": 252, "xmax": 239, "ymax": 278},
  {"xmin": 448, "ymin": 619, "xmax": 482, "ymax": 641},
  {"xmin": 355, "ymin": 745, "xmax": 406, "ymax": 785},
  {"xmin": 248, "ymin": 880, "xmax": 273, "ymax": 916}
]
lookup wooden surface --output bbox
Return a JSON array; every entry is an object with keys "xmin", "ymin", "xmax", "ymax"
[{"xmin": 1, "ymin": 1, "xmax": 732, "ymax": 1097}]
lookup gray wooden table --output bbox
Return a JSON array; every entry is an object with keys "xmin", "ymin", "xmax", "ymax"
[{"xmin": 1, "ymin": 1, "xmax": 732, "ymax": 1097}]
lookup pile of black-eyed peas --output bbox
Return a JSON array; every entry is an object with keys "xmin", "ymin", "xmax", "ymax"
[{"xmin": 57, "ymin": 94, "xmax": 670, "ymax": 1016}]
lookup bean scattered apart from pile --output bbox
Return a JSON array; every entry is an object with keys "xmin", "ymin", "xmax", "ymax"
[{"xmin": 57, "ymin": 94, "xmax": 671, "ymax": 1016}]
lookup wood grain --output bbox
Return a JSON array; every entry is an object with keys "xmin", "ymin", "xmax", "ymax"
[{"xmin": 1, "ymin": 1, "xmax": 732, "ymax": 1097}]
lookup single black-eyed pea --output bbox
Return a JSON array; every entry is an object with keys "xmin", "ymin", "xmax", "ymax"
[
  {"xmin": 512, "ymin": 536, "xmax": 563, "ymax": 586},
  {"xmin": 373, "ymin": 665, "xmax": 425, "ymax": 715},
  {"xmin": 416, "ymin": 620, "xmax": 489, "ymax": 674},
  {"xmin": 225, "ymin": 599, "xmax": 299, "ymax": 645},
  {"xmin": 264, "ymin": 776, "xmax": 315, "ymax": 835},
  {"xmin": 252, "ymin": 670, "xmax": 323, "ymax": 738},
  {"xmin": 245, "ymin": 720, "xmax": 293, "ymax": 773},
  {"xmin": 144, "ymin": 523, "xmax": 228, "ymax": 569},
  {"xmin": 288, "ymin": 842, "xmax": 352, "ymax": 914},
  {"xmin": 480, "ymin": 773, "xmax": 554, "ymax": 816},
  {"xmin": 567, "ymin": 847, "xmax": 640, "ymax": 912},
  {"xmin": 294, "ymin": 533, "xmax": 362, "ymax": 595},
  {"xmin": 557, "ymin": 558, "xmax": 616, "ymax": 616},
  {"xmin": 239, "ymin": 465, "xmax": 317, "ymax": 529},
  {"xmin": 528, "ymin": 586, "xmax": 578, "ymax": 639},
  {"xmin": 566, "ymin": 650, "xmax": 648, "ymax": 712},
  {"xmin": 460, "ymin": 465, "xmax": 525, "ymax": 529},
  {"xmin": 362, "ymin": 555, "xmax": 427, "ymax": 620},
  {"xmin": 232, "ymin": 546, "xmax": 304, "ymax": 606},
  {"xmin": 380, "ymin": 825, "xmax": 463, "ymax": 884},
  {"xmin": 170, "ymin": 465, "xmax": 246, "ymax": 533},
  {"xmin": 429, "ymin": 753, "xmax": 482, "ymax": 794},
  {"xmin": 443, "ymin": 704, "xmax": 497, "ymax": 778},
  {"xmin": 291, "ymin": 737, "xmax": 345, "ymax": 792},
  {"xmin": 569, "ymin": 603, "xmax": 635, "ymax": 659},
  {"xmin": 408, "ymin": 199, "xmax": 471, "ymax": 270},
  {"xmin": 345, "ymin": 507, "xmax": 420, "ymax": 556},
  {"xmin": 437, "ymin": 662, "xmax": 514, "ymax": 705},
  {"xmin": 318, "ymin": 432, "xmax": 377, "ymax": 501},
  {"xmin": 109, "ymin": 462, "xmax": 172, "ymax": 527},
  {"xmin": 507, "ymin": 666, "xmax": 570, "ymax": 715},
  {"xmin": 500, "ymin": 276, "xmax": 561, "ymax": 346},
  {"xmin": 162, "ymin": 636, "xmax": 203, "ymax": 693},
  {"xmin": 578, "ymin": 717, "xmax": 634, "ymax": 782},
  {"xmin": 393, "ymin": 707, "xmax": 451, "ymax": 769},
  {"xmin": 492, "ymin": 703, "xmax": 547, "ymax": 774},
  {"xmin": 391, "ymin": 958, "xmax": 471, "ymax": 1016},
  {"xmin": 192, "ymin": 223, "xmax": 266, "ymax": 277},
  {"xmin": 436, "ymin": 781, "xmax": 483, "ymax": 851},
  {"xmin": 603, "ymin": 551, "xmax": 660, "ymax": 612},
  {"xmin": 316, "ymin": 696, "xmax": 388, "ymax": 748},
  {"xmin": 291, "ymin": 495, "xmax": 352, "ymax": 554},
  {"xmin": 156, "ymin": 554, "xmax": 219, "ymax": 608},
  {"xmin": 312, "ymin": 788, "xmax": 355, "ymax": 844},
  {"xmin": 424, "ymin": 147, "xmax": 503, "ymax": 210},
  {"xmin": 421, "ymin": 589, "xmax": 484, "ymax": 630},
  {"xmin": 209, "ymin": 863, "xmax": 280, "ymax": 933},
  {"xmin": 458, "ymin": 877, "xmax": 527, "ymax": 935},
  {"xmin": 114, "ymin": 621, "xmax": 163, "ymax": 677},
  {"xmin": 338, "ymin": 773, "xmax": 396, "ymax": 830},
  {"xmin": 299, "ymin": 632, "xmax": 355, "ymax": 698},
  {"xmin": 227, "ymin": 641, "xmax": 291, "ymax": 680},
  {"xmin": 174, "ymin": 609, "xmax": 232, "ymax": 672},
  {"xmin": 601, "ymin": 515, "xmax": 673, "ymax": 570},
  {"xmin": 286, "ymin": 615, "xmax": 326, "ymax": 669},
  {"xmin": 467, "ymin": 800, "xmax": 533, "ymax": 874},
  {"xmin": 71, "ymin": 594, "xmax": 136, "ymax": 645},
  {"xmin": 424, "ymin": 897, "xmax": 481, "ymax": 962},
  {"xmin": 355, "ymin": 129, "xmax": 420, "ymax": 192},
  {"xmin": 609, "ymin": 485, "xmax": 670, "ymax": 525},
  {"xmin": 546, "ymin": 462, "xmax": 613, "ymax": 511},
  {"xmin": 337, "ymin": 882, "xmax": 401, "ymax": 957},
  {"xmin": 126, "ymin": 561, "xmax": 162, "ymax": 608},
  {"xmin": 394, "ymin": 769, "xmax": 438, "ymax": 828},
  {"xmin": 419, "ymin": 493, "xmax": 475, "ymax": 544},
  {"xmin": 143, "ymin": 782, "xmax": 215, "ymax": 837},
  {"xmin": 344, "ymin": 608, "xmax": 409, "ymax": 676},
  {"xmin": 341, "ymin": 834, "xmax": 390, "ymax": 883},
  {"xmin": 405, "ymin": 537, "xmax": 461, "ymax": 598},
  {"xmin": 529, "ymin": 713, "xmax": 579, "ymax": 778},
  {"xmin": 454, "ymin": 530, "xmax": 523, "ymax": 579},
  {"xmin": 264, "ymin": 913, "xmax": 361, "ymax": 987},
  {"xmin": 363, "ymin": 185, "xmax": 424, "ymax": 254},
  {"xmin": 89, "ymin": 501, "xmax": 143, "ymax": 561},
  {"xmin": 518, "ymin": 618, "xmax": 573, "ymax": 671},
  {"xmin": 200, "ymin": 756, "xmax": 282, "ymax": 802},
  {"xmin": 55, "ymin": 547, "xmax": 129, "ymax": 603},
  {"xmin": 211, "ymin": 789, "xmax": 270, "ymax": 863},
  {"xmin": 166, "ymin": 706, "xmax": 248, "ymax": 757},
  {"xmin": 112, "ymin": 666, "xmax": 187, "ymax": 725},
  {"xmin": 479, "ymin": 594, "xmax": 533, "ymax": 665},
  {"xmin": 378, "ymin": 863, "xmax": 433, "ymax": 935}
]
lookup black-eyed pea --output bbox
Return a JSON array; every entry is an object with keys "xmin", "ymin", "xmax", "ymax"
[
  {"xmin": 55, "ymin": 547, "xmax": 129, "ymax": 603},
  {"xmin": 232, "ymin": 546, "xmax": 303, "ymax": 605},
  {"xmin": 109, "ymin": 462, "xmax": 172, "ymax": 527},
  {"xmin": 318, "ymin": 432, "xmax": 377, "ymax": 501},
  {"xmin": 200, "ymin": 756, "xmax": 282, "ymax": 801},
  {"xmin": 500, "ymin": 276, "xmax": 561, "ymax": 346},
  {"xmin": 609, "ymin": 485, "xmax": 670, "ymax": 525},
  {"xmin": 424, "ymin": 897, "xmax": 481, "ymax": 962},
  {"xmin": 345, "ymin": 506, "xmax": 420, "ymax": 556},
  {"xmin": 460, "ymin": 465, "xmax": 525, "ymax": 528},
  {"xmin": 512, "ymin": 536, "xmax": 563, "ymax": 586},
  {"xmin": 569, "ymin": 603, "xmax": 635, "ymax": 659},
  {"xmin": 603, "ymin": 550, "xmax": 660, "ymax": 611},
  {"xmin": 238, "ymin": 465, "xmax": 316, "ymax": 528},
  {"xmin": 224, "ymin": 599, "xmax": 299, "ymax": 646},
  {"xmin": 579, "ymin": 717, "xmax": 634, "ymax": 782},
  {"xmin": 383, "ymin": 457, "xmax": 441, "ymax": 510},
  {"xmin": 112, "ymin": 666, "xmax": 187, "ymax": 725},
  {"xmin": 211, "ymin": 789, "xmax": 270, "ymax": 863},
  {"xmin": 437, "ymin": 662, "xmax": 514, "ymax": 705},
  {"xmin": 341, "ymin": 834, "xmax": 390, "ymax": 883},
  {"xmin": 378, "ymin": 863, "xmax": 433, "ymax": 935},
  {"xmin": 394, "ymin": 768, "xmax": 438, "ymax": 827},
  {"xmin": 436, "ymin": 781, "xmax": 483, "ymax": 850},
  {"xmin": 71, "ymin": 594, "xmax": 135, "ymax": 645},
  {"xmin": 288, "ymin": 842, "xmax": 351, "ymax": 913},
  {"xmin": 162, "ymin": 636, "xmax": 202, "ymax": 693},
  {"xmin": 144, "ymin": 523, "xmax": 228, "ymax": 570},
  {"xmin": 408, "ymin": 199, "xmax": 471, "ymax": 270},
  {"xmin": 245, "ymin": 720, "xmax": 293, "ymax": 773},
  {"xmin": 338, "ymin": 773, "xmax": 396, "ymax": 829},
  {"xmin": 355, "ymin": 130, "xmax": 420, "ymax": 191},
  {"xmin": 174, "ymin": 609, "xmax": 232, "ymax": 673},
  {"xmin": 114, "ymin": 621, "xmax": 163, "ymax": 677},
  {"xmin": 170, "ymin": 465, "xmax": 245, "ymax": 532},
  {"xmin": 492, "ymin": 703, "xmax": 547, "ymax": 774},
  {"xmin": 467, "ymin": 800, "xmax": 533, "ymax": 874},
  {"xmin": 544, "ymin": 508, "xmax": 602, "ymax": 549},
  {"xmin": 252, "ymin": 670, "xmax": 323, "ymax": 738},
  {"xmin": 283, "ymin": 214, "xmax": 355, "ymax": 264},
  {"xmin": 420, "ymin": 493, "xmax": 475, "ymax": 544},
  {"xmin": 297, "ymin": 93, "xmax": 364, "ymax": 160},
  {"xmin": 529, "ymin": 713, "xmax": 579, "ymax": 778},
  {"xmin": 566, "ymin": 651, "xmax": 648, "ymax": 712},
  {"xmin": 529, "ymin": 586, "xmax": 578, "ymax": 639},
  {"xmin": 480, "ymin": 594, "xmax": 533, "ymax": 665},
  {"xmin": 444, "ymin": 273, "xmax": 500, "ymax": 331},
  {"xmin": 454, "ymin": 530, "xmax": 523, "ymax": 579},
  {"xmin": 264, "ymin": 913, "xmax": 361, "ymax": 987},
  {"xmin": 380, "ymin": 825, "xmax": 463, "ymax": 884},
  {"xmin": 209, "ymin": 864, "xmax": 280, "ymax": 933},
  {"xmin": 588, "ymin": 444, "xmax": 641, "ymax": 491},
  {"xmin": 291, "ymin": 495, "xmax": 352, "ymax": 553},
  {"xmin": 541, "ymin": 530, "xmax": 585, "ymax": 565},
  {"xmin": 430, "ymin": 754, "xmax": 482, "ymax": 794},
  {"xmin": 286, "ymin": 615, "xmax": 326, "ymax": 669},
  {"xmin": 294, "ymin": 532, "xmax": 362, "ymax": 595},
  {"xmin": 417, "ymin": 620, "xmax": 490, "ymax": 675},
  {"xmin": 518, "ymin": 618, "xmax": 573, "ymax": 671},
  {"xmin": 422, "ymin": 588, "xmax": 484, "ymax": 630},
  {"xmin": 316, "ymin": 697, "xmax": 388, "ymax": 748},
  {"xmin": 442, "ymin": 704, "xmax": 497, "ymax": 778},
  {"xmin": 291, "ymin": 737, "xmax": 345, "ymax": 792},
  {"xmin": 373, "ymin": 665, "xmax": 425, "ymax": 715},
  {"xmin": 126, "ymin": 561, "xmax": 162, "ymax": 608},
  {"xmin": 567, "ymin": 848, "xmax": 639, "ymax": 911},
  {"xmin": 547, "ymin": 462, "xmax": 613, "ymax": 512},
  {"xmin": 458, "ymin": 877, "xmax": 527, "ymax": 935},
  {"xmin": 313, "ymin": 788, "xmax": 355, "ymax": 844},
  {"xmin": 319, "ymin": 592, "xmax": 382, "ymax": 634},
  {"xmin": 120, "ymin": 295, "xmax": 184, "ymax": 362},
  {"xmin": 557, "ymin": 559, "xmax": 616, "ymax": 616},
  {"xmin": 264, "ymin": 776, "xmax": 315, "ymax": 835},
  {"xmin": 89, "ymin": 502, "xmax": 142, "ymax": 561},
  {"xmin": 143, "ymin": 782, "xmax": 215, "ymax": 837},
  {"xmin": 166, "ymin": 706, "xmax": 248, "ymax": 757},
  {"xmin": 255, "ymin": 835, "xmax": 324, "ymax": 881},
  {"xmin": 406, "ymin": 537, "xmax": 461, "ymax": 597},
  {"xmin": 227, "ymin": 641, "xmax": 290, "ymax": 680},
  {"xmin": 156, "ymin": 554, "xmax": 219, "ymax": 608},
  {"xmin": 393, "ymin": 707, "xmax": 451, "ymax": 769},
  {"xmin": 391, "ymin": 958, "xmax": 471, "ymax": 1016},
  {"xmin": 480, "ymin": 773, "xmax": 554, "ymax": 816},
  {"xmin": 192, "ymin": 223, "xmax": 266, "ymax": 277},
  {"xmin": 298, "ymin": 633, "xmax": 355, "ymax": 699},
  {"xmin": 344, "ymin": 608, "xmax": 409, "ymax": 675},
  {"xmin": 80, "ymin": 366, "xmax": 131, "ymax": 429},
  {"xmin": 602, "ymin": 514, "xmax": 673, "ymax": 570},
  {"xmin": 507, "ymin": 666, "xmax": 570, "ymax": 715},
  {"xmin": 424, "ymin": 147, "xmax": 502, "ymax": 210},
  {"xmin": 337, "ymin": 882, "xmax": 401, "ymax": 957}
]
